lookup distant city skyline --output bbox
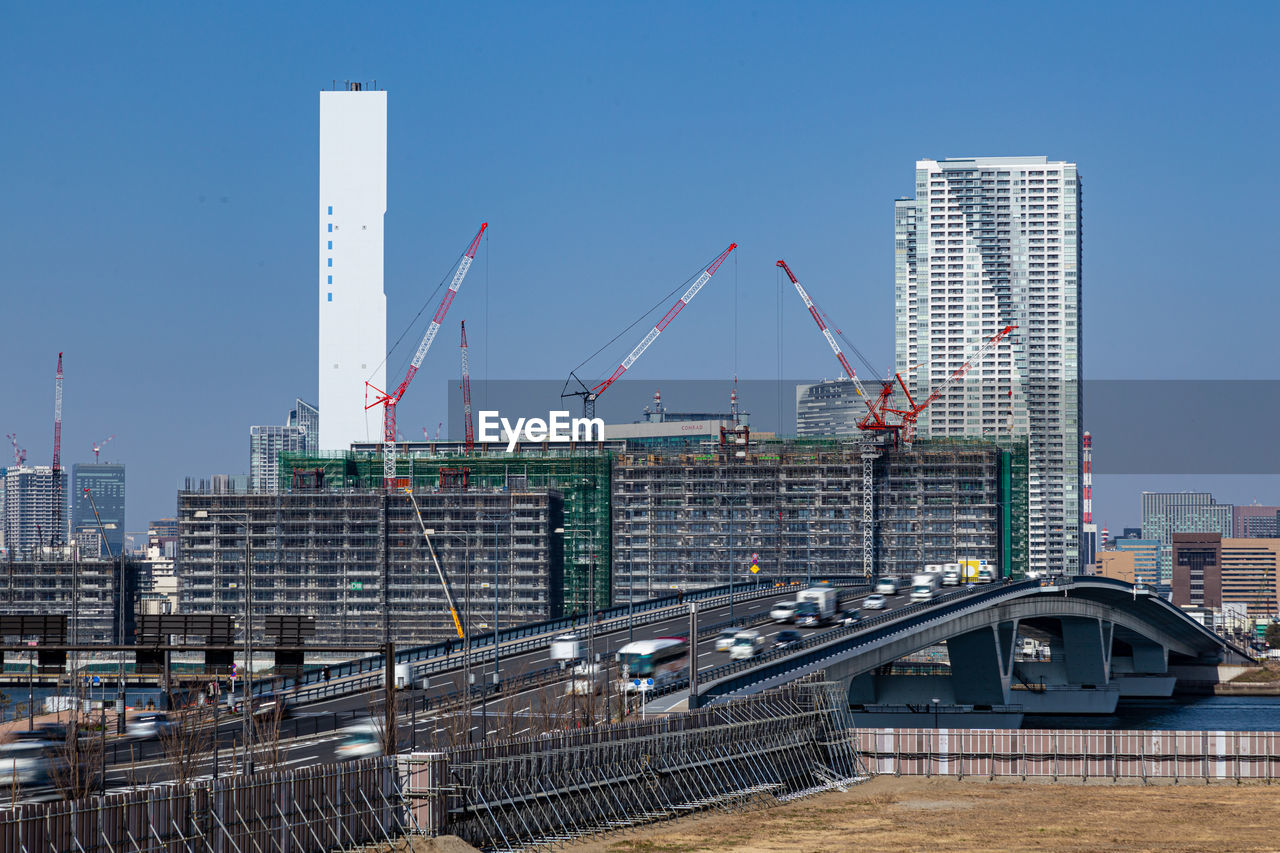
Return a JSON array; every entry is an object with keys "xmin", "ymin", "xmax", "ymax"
[{"xmin": 4, "ymin": 4, "xmax": 1279, "ymax": 539}]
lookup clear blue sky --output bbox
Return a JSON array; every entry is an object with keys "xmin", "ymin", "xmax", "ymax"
[{"xmin": 3, "ymin": 2, "xmax": 1278, "ymax": 542}]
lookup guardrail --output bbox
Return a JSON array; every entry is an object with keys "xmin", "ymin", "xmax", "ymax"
[{"xmin": 282, "ymin": 579, "xmax": 821, "ymax": 706}]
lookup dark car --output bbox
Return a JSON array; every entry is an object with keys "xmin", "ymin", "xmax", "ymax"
[
  {"xmin": 773, "ymin": 630, "xmax": 803, "ymax": 650},
  {"xmin": 839, "ymin": 609, "xmax": 861, "ymax": 626}
]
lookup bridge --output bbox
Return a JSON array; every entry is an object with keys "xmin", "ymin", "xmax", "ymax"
[{"xmin": 691, "ymin": 576, "xmax": 1253, "ymax": 715}]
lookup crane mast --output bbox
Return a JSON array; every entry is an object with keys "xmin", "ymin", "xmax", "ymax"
[
  {"xmin": 92, "ymin": 434, "xmax": 115, "ymax": 462},
  {"xmin": 565, "ymin": 243, "xmax": 737, "ymax": 417},
  {"xmin": 52, "ymin": 353, "xmax": 63, "ymax": 545},
  {"xmin": 366, "ymin": 223, "xmax": 487, "ymax": 488},
  {"xmin": 460, "ymin": 321, "xmax": 474, "ymax": 451}
]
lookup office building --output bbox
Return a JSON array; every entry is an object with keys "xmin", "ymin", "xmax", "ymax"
[
  {"xmin": 1234, "ymin": 504, "xmax": 1280, "ymax": 538},
  {"xmin": 895, "ymin": 156, "xmax": 1083, "ymax": 574},
  {"xmin": 1114, "ymin": 538, "xmax": 1160, "ymax": 586},
  {"xmin": 70, "ymin": 463, "xmax": 126, "ymax": 557},
  {"xmin": 1141, "ymin": 492, "xmax": 1233, "ymax": 585},
  {"xmin": 1094, "ymin": 550, "xmax": 1136, "ymax": 584},
  {"xmin": 288, "ymin": 399, "xmax": 320, "ymax": 454},
  {"xmin": 249, "ymin": 425, "xmax": 308, "ymax": 493},
  {"xmin": 318, "ymin": 83, "xmax": 387, "ymax": 451},
  {"xmin": 1171, "ymin": 534, "xmax": 1280, "ymax": 617},
  {"xmin": 177, "ymin": 488, "xmax": 563, "ymax": 645},
  {"xmin": 2, "ymin": 466, "xmax": 68, "ymax": 557},
  {"xmin": 795, "ymin": 380, "xmax": 869, "ymax": 437}
]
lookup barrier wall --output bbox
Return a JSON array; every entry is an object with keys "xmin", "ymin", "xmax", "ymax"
[{"xmin": 856, "ymin": 728, "xmax": 1280, "ymax": 782}]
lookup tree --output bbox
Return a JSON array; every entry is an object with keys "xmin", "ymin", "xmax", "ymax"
[
  {"xmin": 158, "ymin": 700, "xmax": 216, "ymax": 785},
  {"xmin": 1264, "ymin": 621, "xmax": 1280, "ymax": 649}
]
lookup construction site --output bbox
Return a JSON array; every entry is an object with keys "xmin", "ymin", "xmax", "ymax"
[{"xmin": 177, "ymin": 487, "xmax": 564, "ymax": 645}]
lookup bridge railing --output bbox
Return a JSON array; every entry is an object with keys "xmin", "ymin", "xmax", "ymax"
[{"xmin": 693, "ymin": 580, "xmax": 1042, "ymax": 701}]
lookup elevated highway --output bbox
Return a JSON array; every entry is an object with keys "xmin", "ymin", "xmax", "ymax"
[{"xmin": 694, "ymin": 576, "xmax": 1253, "ymax": 715}]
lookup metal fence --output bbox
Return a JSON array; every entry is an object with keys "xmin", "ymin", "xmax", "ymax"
[
  {"xmin": 0, "ymin": 757, "xmax": 407, "ymax": 853},
  {"xmin": 857, "ymin": 728, "xmax": 1280, "ymax": 783},
  {"xmin": 405, "ymin": 678, "xmax": 868, "ymax": 850}
]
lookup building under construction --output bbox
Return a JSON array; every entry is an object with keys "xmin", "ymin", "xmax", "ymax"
[
  {"xmin": 280, "ymin": 443, "xmax": 611, "ymax": 616},
  {"xmin": 611, "ymin": 435, "xmax": 1027, "ymax": 599},
  {"xmin": 177, "ymin": 485, "xmax": 563, "ymax": 646},
  {"xmin": 0, "ymin": 551, "xmax": 135, "ymax": 643}
]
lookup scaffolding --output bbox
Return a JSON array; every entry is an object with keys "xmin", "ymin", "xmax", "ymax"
[{"xmin": 278, "ymin": 448, "xmax": 611, "ymax": 617}]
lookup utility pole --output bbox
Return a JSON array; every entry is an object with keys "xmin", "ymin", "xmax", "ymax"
[{"xmin": 687, "ymin": 602, "xmax": 699, "ymax": 710}]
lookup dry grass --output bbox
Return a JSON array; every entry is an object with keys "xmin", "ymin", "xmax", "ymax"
[
  {"xmin": 1230, "ymin": 662, "xmax": 1280, "ymax": 684},
  {"xmin": 565, "ymin": 775, "xmax": 1280, "ymax": 852}
]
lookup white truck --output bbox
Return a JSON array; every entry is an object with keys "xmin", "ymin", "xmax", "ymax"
[
  {"xmin": 729, "ymin": 629, "xmax": 766, "ymax": 660},
  {"xmin": 941, "ymin": 563, "xmax": 961, "ymax": 586},
  {"xmin": 796, "ymin": 586, "xmax": 839, "ymax": 625},
  {"xmin": 550, "ymin": 634, "xmax": 581, "ymax": 661},
  {"xmin": 910, "ymin": 572, "xmax": 942, "ymax": 602}
]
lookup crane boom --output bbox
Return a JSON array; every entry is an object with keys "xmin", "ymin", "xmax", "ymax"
[
  {"xmin": 92, "ymin": 434, "xmax": 115, "ymax": 462},
  {"xmin": 460, "ymin": 321, "xmax": 474, "ymax": 451},
  {"xmin": 6, "ymin": 434, "xmax": 26, "ymax": 467},
  {"xmin": 896, "ymin": 324, "xmax": 1016, "ymax": 441},
  {"xmin": 366, "ymin": 223, "xmax": 486, "ymax": 487},
  {"xmin": 589, "ymin": 243, "xmax": 737, "ymax": 402},
  {"xmin": 404, "ymin": 490, "xmax": 466, "ymax": 640},
  {"xmin": 776, "ymin": 259, "xmax": 901, "ymax": 435}
]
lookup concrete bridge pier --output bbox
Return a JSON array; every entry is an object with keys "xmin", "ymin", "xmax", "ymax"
[
  {"xmin": 1110, "ymin": 636, "xmax": 1177, "ymax": 698},
  {"xmin": 1014, "ymin": 616, "xmax": 1120, "ymax": 714}
]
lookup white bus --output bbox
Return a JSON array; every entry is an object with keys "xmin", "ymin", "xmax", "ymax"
[{"xmin": 616, "ymin": 637, "xmax": 690, "ymax": 692}]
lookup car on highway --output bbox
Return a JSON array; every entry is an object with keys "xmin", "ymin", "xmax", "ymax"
[
  {"xmin": 773, "ymin": 630, "xmax": 803, "ymax": 650},
  {"xmin": 714, "ymin": 629, "xmax": 739, "ymax": 653},
  {"xmin": 875, "ymin": 577, "xmax": 899, "ymax": 595},
  {"xmin": 863, "ymin": 593, "xmax": 888, "ymax": 610},
  {"xmin": 839, "ymin": 609, "xmax": 861, "ymax": 626},
  {"xmin": 729, "ymin": 630, "xmax": 766, "ymax": 660},
  {"xmin": 335, "ymin": 721, "xmax": 382, "ymax": 762},
  {"xmin": 769, "ymin": 601, "xmax": 798, "ymax": 622},
  {"xmin": 793, "ymin": 601, "xmax": 821, "ymax": 627},
  {"xmin": 0, "ymin": 741, "xmax": 66, "ymax": 792},
  {"xmin": 126, "ymin": 712, "xmax": 175, "ymax": 741}
]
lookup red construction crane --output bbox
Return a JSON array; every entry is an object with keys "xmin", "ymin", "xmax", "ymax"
[
  {"xmin": 52, "ymin": 353, "xmax": 63, "ymax": 545},
  {"xmin": 776, "ymin": 259, "xmax": 900, "ymax": 439},
  {"xmin": 92, "ymin": 434, "xmax": 115, "ymax": 462},
  {"xmin": 460, "ymin": 321, "xmax": 474, "ymax": 452},
  {"xmin": 890, "ymin": 325, "xmax": 1016, "ymax": 442},
  {"xmin": 5, "ymin": 434, "xmax": 26, "ymax": 467},
  {"xmin": 365, "ymin": 223, "xmax": 487, "ymax": 488},
  {"xmin": 564, "ymin": 243, "xmax": 737, "ymax": 418}
]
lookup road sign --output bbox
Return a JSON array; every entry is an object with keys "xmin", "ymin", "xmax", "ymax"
[
  {"xmin": 350, "ymin": 581, "xmax": 364, "ymax": 591},
  {"xmin": 645, "ymin": 678, "xmax": 654, "ymax": 687},
  {"xmin": 92, "ymin": 676, "xmax": 101, "ymax": 686}
]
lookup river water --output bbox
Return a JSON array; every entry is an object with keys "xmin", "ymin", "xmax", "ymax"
[{"xmin": 1027, "ymin": 696, "xmax": 1280, "ymax": 731}]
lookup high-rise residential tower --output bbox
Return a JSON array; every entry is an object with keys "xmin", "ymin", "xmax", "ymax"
[
  {"xmin": 895, "ymin": 156, "xmax": 1083, "ymax": 574},
  {"xmin": 288, "ymin": 398, "xmax": 320, "ymax": 454},
  {"xmin": 318, "ymin": 83, "xmax": 386, "ymax": 451},
  {"xmin": 70, "ymin": 463, "xmax": 126, "ymax": 557},
  {"xmin": 3, "ymin": 466, "xmax": 68, "ymax": 556}
]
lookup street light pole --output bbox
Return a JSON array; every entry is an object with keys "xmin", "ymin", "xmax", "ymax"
[{"xmin": 84, "ymin": 486, "xmax": 127, "ymax": 735}]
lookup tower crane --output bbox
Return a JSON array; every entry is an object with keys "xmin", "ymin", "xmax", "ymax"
[
  {"xmin": 52, "ymin": 353, "xmax": 63, "ymax": 545},
  {"xmin": 460, "ymin": 321, "xmax": 474, "ymax": 452},
  {"xmin": 777, "ymin": 259, "xmax": 900, "ymax": 438},
  {"xmin": 5, "ymin": 434, "xmax": 26, "ymax": 467},
  {"xmin": 92, "ymin": 434, "xmax": 115, "ymax": 462},
  {"xmin": 889, "ymin": 324, "xmax": 1016, "ymax": 443},
  {"xmin": 365, "ymin": 223, "xmax": 487, "ymax": 489},
  {"xmin": 563, "ymin": 243, "xmax": 737, "ymax": 418}
]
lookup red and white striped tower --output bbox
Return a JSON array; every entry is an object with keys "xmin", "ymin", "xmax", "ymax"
[{"xmin": 1082, "ymin": 431, "xmax": 1093, "ymax": 526}]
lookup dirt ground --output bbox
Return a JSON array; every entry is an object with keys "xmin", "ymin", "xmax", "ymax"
[{"xmin": 564, "ymin": 775, "xmax": 1280, "ymax": 853}]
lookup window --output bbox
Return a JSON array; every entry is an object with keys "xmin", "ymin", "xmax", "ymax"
[
  {"xmin": 327, "ymin": 258, "xmax": 333, "ymax": 267},
  {"xmin": 327, "ymin": 275, "xmax": 332, "ymax": 284},
  {"xmin": 327, "ymin": 206, "xmax": 333, "ymax": 215},
  {"xmin": 327, "ymin": 223, "xmax": 333, "ymax": 233},
  {"xmin": 327, "ymin": 241, "xmax": 333, "ymax": 250},
  {"xmin": 327, "ymin": 293, "xmax": 333, "ymax": 302}
]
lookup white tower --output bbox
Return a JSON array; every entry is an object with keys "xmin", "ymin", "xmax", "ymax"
[{"xmin": 318, "ymin": 83, "xmax": 387, "ymax": 451}]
